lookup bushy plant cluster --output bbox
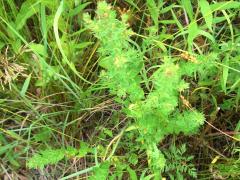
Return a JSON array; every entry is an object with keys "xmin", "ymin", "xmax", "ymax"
[{"xmin": 84, "ymin": 1, "xmax": 205, "ymax": 176}]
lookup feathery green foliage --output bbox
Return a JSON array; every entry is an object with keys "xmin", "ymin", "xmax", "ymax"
[
  {"xmin": 84, "ymin": 1, "xmax": 205, "ymax": 176},
  {"xmin": 164, "ymin": 144, "xmax": 197, "ymax": 179},
  {"xmin": 27, "ymin": 143, "xmax": 91, "ymax": 169},
  {"xmin": 27, "ymin": 148, "xmax": 66, "ymax": 169}
]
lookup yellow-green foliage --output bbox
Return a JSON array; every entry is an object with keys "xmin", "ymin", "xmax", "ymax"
[{"xmin": 84, "ymin": 1, "xmax": 205, "ymax": 175}]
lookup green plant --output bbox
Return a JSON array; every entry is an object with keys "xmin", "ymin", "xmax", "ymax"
[
  {"xmin": 27, "ymin": 141, "xmax": 92, "ymax": 169},
  {"xmin": 163, "ymin": 144, "xmax": 197, "ymax": 179},
  {"xmin": 1, "ymin": 0, "xmax": 240, "ymax": 179},
  {"xmin": 209, "ymin": 148, "xmax": 240, "ymax": 179},
  {"xmin": 84, "ymin": 1, "xmax": 205, "ymax": 177}
]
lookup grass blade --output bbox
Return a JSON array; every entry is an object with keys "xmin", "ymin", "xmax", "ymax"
[
  {"xmin": 15, "ymin": 0, "xmax": 40, "ymax": 30},
  {"xmin": 199, "ymin": 0, "xmax": 213, "ymax": 31},
  {"xmin": 210, "ymin": 1, "xmax": 240, "ymax": 11},
  {"xmin": 181, "ymin": 0, "xmax": 194, "ymax": 21},
  {"xmin": 20, "ymin": 74, "xmax": 31, "ymax": 97},
  {"xmin": 60, "ymin": 166, "xmax": 96, "ymax": 180},
  {"xmin": 221, "ymin": 56, "xmax": 229, "ymax": 94},
  {"xmin": 146, "ymin": 0, "xmax": 159, "ymax": 27},
  {"xmin": 53, "ymin": 0, "xmax": 92, "ymax": 84}
]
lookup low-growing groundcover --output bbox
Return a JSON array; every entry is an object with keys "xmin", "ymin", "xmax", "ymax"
[{"xmin": 0, "ymin": 0, "xmax": 240, "ymax": 179}]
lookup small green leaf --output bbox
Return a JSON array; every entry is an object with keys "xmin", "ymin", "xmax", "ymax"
[
  {"xmin": 20, "ymin": 74, "xmax": 31, "ymax": 97},
  {"xmin": 156, "ymin": 41, "xmax": 167, "ymax": 52},
  {"xmin": 74, "ymin": 42, "xmax": 93, "ymax": 50},
  {"xmin": 27, "ymin": 149, "xmax": 65, "ymax": 169},
  {"xmin": 68, "ymin": 2, "xmax": 91, "ymax": 17},
  {"xmin": 160, "ymin": 4, "xmax": 175, "ymax": 14},
  {"xmin": 35, "ymin": 58, "xmax": 59, "ymax": 87},
  {"xmin": 6, "ymin": 130, "xmax": 24, "ymax": 141},
  {"xmin": 103, "ymin": 128, "xmax": 113, "ymax": 137},
  {"xmin": 125, "ymin": 0, "xmax": 140, "ymax": 10},
  {"xmin": 33, "ymin": 127, "xmax": 52, "ymax": 142},
  {"xmin": 29, "ymin": 43, "xmax": 46, "ymax": 56},
  {"xmin": 128, "ymin": 153, "xmax": 138, "ymax": 165},
  {"xmin": 181, "ymin": 0, "xmax": 194, "ymax": 20},
  {"xmin": 198, "ymin": 30, "xmax": 215, "ymax": 43},
  {"xmin": 0, "ymin": 41, "xmax": 4, "ymax": 50},
  {"xmin": 234, "ymin": 120, "xmax": 240, "ymax": 140},
  {"xmin": 230, "ymin": 78, "xmax": 240, "ymax": 91},
  {"xmin": 65, "ymin": 146, "xmax": 78, "ymax": 157},
  {"xmin": 146, "ymin": 0, "xmax": 159, "ymax": 27},
  {"xmin": 127, "ymin": 167, "xmax": 137, "ymax": 180},
  {"xmin": 6, "ymin": 151, "xmax": 20, "ymax": 167},
  {"xmin": 221, "ymin": 57, "xmax": 229, "ymax": 94},
  {"xmin": 210, "ymin": 1, "xmax": 240, "ymax": 11},
  {"xmin": 199, "ymin": 0, "xmax": 213, "ymax": 31},
  {"xmin": 0, "ymin": 143, "xmax": 17, "ymax": 156},
  {"xmin": 90, "ymin": 162, "xmax": 110, "ymax": 180},
  {"xmin": 187, "ymin": 22, "xmax": 199, "ymax": 49},
  {"xmin": 77, "ymin": 141, "xmax": 90, "ymax": 157},
  {"xmin": 15, "ymin": 0, "xmax": 40, "ymax": 30}
]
